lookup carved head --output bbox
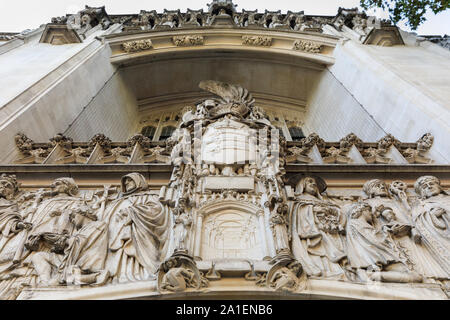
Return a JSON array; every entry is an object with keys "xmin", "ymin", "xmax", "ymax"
[
  {"xmin": 121, "ymin": 172, "xmax": 149, "ymax": 195},
  {"xmin": 290, "ymin": 175, "xmax": 327, "ymax": 197},
  {"xmin": 69, "ymin": 204, "xmax": 97, "ymax": 229},
  {"xmin": 363, "ymin": 179, "xmax": 388, "ymax": 198},
  {"xmin": 389, "ymin": 180, "xmax": 407, "ymax": 196},
  {"xmin": 348, "ymin": 202, "xmax": 372, "ymax": 222},
  {"xmin": 381, "ymin": 209, "xmax": 395, "ymax": 222},
  {"xmin": 414, "ymin": 175, "xmax": 442, "ymax": 199},
  {"xmin": 51, "ymin": 177, "xmax": 78, "ymax": 196},
  {"xmin": 0, "ymin": 174, "xmax": 19, "ymax": 199}
]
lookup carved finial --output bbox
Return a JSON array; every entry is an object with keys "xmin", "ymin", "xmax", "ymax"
[
  {"xmin": 340, "ymin": 133, "xmax": 363, "ymax": 151},
  {"xmin": 50, "ymin": 133, "xmax": 73, "ymax": 149},
  {"xmin": 14, "ymin": 133, "xmax": 34, "ymax": 153},
  {"xmin": 89, "ymin": 133, "xmax": 112, "ymax": 151},
  {"xmin": 377, "ymin": 133, "xmax": 400, "ymax": 151},
  {"xmin": 416, "ymin": 133, "xmax": 434, "ymax": 153},
  {"xmin": 127, "ymin": 134, "xmax": 151, "ymax": 148}
]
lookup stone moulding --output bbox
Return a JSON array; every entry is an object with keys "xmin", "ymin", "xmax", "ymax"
[
  {"xmin": 121, "ymin": 39, "xmax": 153, "ymax": 52},
  {"xmin": 242, "ymin": 35, "xmax": 272, "ymax": 47},
  {"xmin": 293, "ymin": 40, "xmax": 323, "ymax": 53},
  {"xmin": 172, "ymin": 35, "xmax": 204, "ymax": 46}
]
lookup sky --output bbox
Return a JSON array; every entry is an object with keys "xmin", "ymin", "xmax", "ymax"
[{"xmin": 0, "ymin": 0, "xmax": 449, "ymax": 35}]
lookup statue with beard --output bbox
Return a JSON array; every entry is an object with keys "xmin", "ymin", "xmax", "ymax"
[
  {"xmin": 411, "ymin": 176, "xmax": 450, "ymax": 280},
  {"xmin": 24, "ymin": 177, "xmax": 81, "ymax": 254},
  {"xmin": 346, "ymin": 202, "xmax": 422, "ymax": 283},
  {"xmin": 104, "ymin": 173, "xmax": 170, "ymax": 283},
  {"xmin": 0, "ymin": 174, "xmax": 32, "ymax": 271},
  {"xmin": 289, "ymin": 175, "xmax": 347, "ymax": 279}
]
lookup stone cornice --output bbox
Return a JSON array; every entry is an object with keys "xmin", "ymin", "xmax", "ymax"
[{"xmin": 2, "ymin": 164, "xmax": 449, "ymax": 175}]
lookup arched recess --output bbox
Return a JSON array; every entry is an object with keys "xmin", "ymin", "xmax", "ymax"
[
  {"xmin": 102, "ymin": 28, "xmax": 338, "ymax": 138},
  {"xmin": 192, "ymin": 200, "xmax": 270, "ymax": 261}
]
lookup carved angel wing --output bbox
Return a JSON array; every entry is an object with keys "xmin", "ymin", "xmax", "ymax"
[{"xmin": 198, "ymin": 80, "xmax": 254, "ymax": 106}]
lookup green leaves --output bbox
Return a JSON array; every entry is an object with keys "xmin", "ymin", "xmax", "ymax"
[{"xmin": 360, "ymin": 0, "xmax": 450, "ymax": 30}]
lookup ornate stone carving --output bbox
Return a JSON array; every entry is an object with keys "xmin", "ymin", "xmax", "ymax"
[
  {"xmin": 156, "ymin": 10, "xmax": 182, "ymax": 29},
  {"xmin": 290, "ymin": 175, "xmax": 348, "ymax": 279},
  {"xmin": 412, "ymin": 176, "xmax": 450, "ymax": 279},
  {"xmin": 172, "ymin": 35, "xmax": 204, "ymax": 46},
  {"xmin": 293, "ymin": 40, "xmax": 323, "ymax": 53},
  {"xmin": 242, "ymin": 35, "xmax": 272, "ymax": 47},
  {"xmin": 346, "ymin": 202, "xmax": 422, "ymax": 283},
  {"xmin": 121, "ymin": 39, "xmax": 153, "ymax": 53},
  {"xmin": 401, "ymin": 133, "xmax": 434, "ymax": 164},
  {"xmin": 363, "ymin": 134, "xmax": 400, "ymax": 164},
  {"xmin": 158, "ymin": 252, "xmax": 206, "ymax": 292},
  {"xmin": 183, "ymin": 9, "xmax": 205, "ymax": 26}
]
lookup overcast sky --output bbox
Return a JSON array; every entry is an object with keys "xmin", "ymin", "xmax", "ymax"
[{"xmin": 1, "ymin": 0, "xmax": 449, "ymax": 35}]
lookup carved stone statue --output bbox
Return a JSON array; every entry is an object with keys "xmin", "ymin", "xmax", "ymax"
[
  {"xmin": 173, "ymin": 207, "xmax": 192, "ymax": 252},
  {"xmin": 268, "ymin": 262, "xmax": 304, "ymax": 292},
  {"xmin": 0, "ymin": 174, "xmax": 32, "ymax": 268},
  {"xmin": 412, "ymin": 176, "xmax": 450, "ymax": 280},
  {"xmin": 18, "ymin": 178, "xmax": 79, "ymax": 261},
  {"xmin": 346, "ymin": 202, "xmax": 422, "ymax": 283},
  {"xmin": 290, "ymin": 175, "xmax": 347, "ymax": 278},
  {"xmin": 104, "ymin": 173, "xmax": 170, "ymax": 283},
  {"xmin": 31, "ymin": 203, "xmax": 109, "ymax": 286},
  {"xmin": 160, "ymin": 259, "xmax": 196, "ymax": 292}
]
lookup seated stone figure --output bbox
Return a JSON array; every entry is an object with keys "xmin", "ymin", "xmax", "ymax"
[
  {"xmin": 346, "ymin": 202, "xmax": 422, "ymax": 283},
  {"xmin": 160, "ymin": 259, "xmax": 196, "ymax": 292},
  {"xmin": 31, "ymin": 204, "xmax": 109, "ymax": 286}
]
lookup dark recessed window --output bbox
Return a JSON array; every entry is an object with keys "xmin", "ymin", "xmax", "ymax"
[
  {"xmin": 141, "ymin": 126, "xmax": 156, "ymax": 139},
  {"xmin": 289, "ymin": 127, "xmax": 305, "ymax": 141},
  {"xmin": 159, "ymin": 126, "xmax": 176, "ymax": 141}
]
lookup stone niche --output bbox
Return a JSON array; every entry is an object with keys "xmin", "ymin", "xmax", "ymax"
[{"xmin": 200, "ymin": 210, "xmax": 264, "ymax": 260}]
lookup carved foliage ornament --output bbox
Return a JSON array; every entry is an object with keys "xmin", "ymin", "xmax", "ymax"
[
  {"xmin": 293, "ymin": 40, "xmax": 323, "ymax": 53},
  {"xmin": 242, "ymin": 35, "xmax": 272, "ymax": 47},
  {"xmin": 121, "ymin": 39, "xmax": 153, "ymax": 53},
  {"xmin": 172, "ymin": 35, "xmax": 204, "ymax": 46}
]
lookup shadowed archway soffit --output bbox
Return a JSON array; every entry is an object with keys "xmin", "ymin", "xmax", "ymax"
[{"xmin": 106, "ymin": 28, "xmax": 337, "ymax": 67}]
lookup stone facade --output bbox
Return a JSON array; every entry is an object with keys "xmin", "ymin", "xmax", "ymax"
[{"xmin": 0, "ymin": 1, "xmax": 449, "ymax": 300}]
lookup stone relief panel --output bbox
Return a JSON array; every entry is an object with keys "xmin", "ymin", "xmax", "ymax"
[
  {"xmin": 201, "ymin": 212, "xmax": 263, "ymax": 260},
  {"xmin": 2, "ymin": 79, "xmax": 449, "ymax": 299}
]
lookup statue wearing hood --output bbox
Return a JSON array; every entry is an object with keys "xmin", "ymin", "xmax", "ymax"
[{"xmin": 103, "ymin": 173, "xmax": 170, "ymax": 283}]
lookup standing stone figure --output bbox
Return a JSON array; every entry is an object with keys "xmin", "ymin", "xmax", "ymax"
[
  {"xmin": 173, "ymin": 206, "xmax": 192, "ymax": 252},
  {"xmin": 412, "ymin": 176, "xmax": 450, "ymax": 280},
  {"xmin": 0, "ymin": 174, "xmax": 32, "ymax": 269},
  {"xmin": 104, "ymin": 173, "xmax": 170, "ymax": 283},
  {"xmin": 290, "ymin": 176, "xmax": 347, "ymax": 278},
  {"xmin": 363, "ymin": 179, "xmax": 420, "ymax": 271},
  {"xmin": 346, "ymin": 202, "xmax": 422, "ymax": 283}
]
